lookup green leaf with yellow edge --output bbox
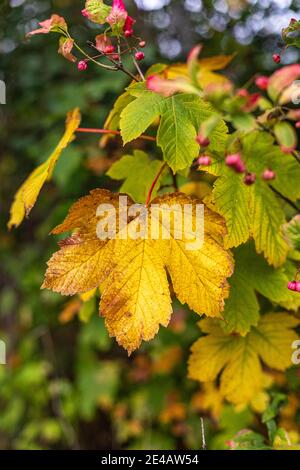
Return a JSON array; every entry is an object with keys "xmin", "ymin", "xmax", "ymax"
[
  {"xmin": 42, "ymin": 189, "xmax": 233, "ymax": 354},
  {"xmin": 85, "ymin": 0, "xmax": 111, "ymax": 24},
  {"xmin": 222, "ymin": 243, "xmax": 296, "ymax": 336},
  {"xmin": 107, "ymin": 150, "xmax": 163, "ymax": 203},
  {"xmin": 8, "ymin": 108, "xmax": 81, "ymax": 229},
  {"xmin": 189, "ymin": 313, "xmax": 300, "ymax": 405},
  {"xmin": 207, "ymin": 131, "xmax": 300, "ymax": 266},
  {"xmin": 120, "ymin": 83, "xmax": 228, "ymax": 172},
  {"xmin": 274, "ymin": 121, "xmax": 297, "ymax": 152}
]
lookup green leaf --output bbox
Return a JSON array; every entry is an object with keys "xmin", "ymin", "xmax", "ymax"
[
  {"xmin": 120, "ymin": 83, "xmax": 228, "ymax": 172},
  {"xmin": 207, "ymin": 131, "xmax": 299, "ymax": 266},
  {"xmin": 107, "ymin": 150, "xmax": 163, "ymax": 203},
  {"xmin": 283, "ymin": 215, "xmax": 300, "ymax": 250},
  {"xmin": 221, "ymin": 243, "xmax": 292, "ymax": 335}
]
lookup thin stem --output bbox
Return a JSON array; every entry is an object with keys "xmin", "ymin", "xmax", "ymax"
[
  {"xmin": 76, "ymin": 127, "xmax": 156, "ymax": 142},
  {"xmin": 87, "ymin": 41, "xmax": 139, "ymax": 82},
  {"xmin": 124, "ymin": 37, "xmax": 145, "ymax": 81},
  {"xmin": 145, "ymin": 163, "xmax": 167, "ymax": 206},
  {"xmin": 170, "ymin": 168, "xmax": 178, "ymax": 190},
  {"xmin": 73, "ymin": 42, "xmax": 117, "ymax": 70}
]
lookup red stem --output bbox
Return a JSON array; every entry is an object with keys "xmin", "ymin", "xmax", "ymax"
[
  {"xmin": 76, "ymin": 128, "xmax": 156, "ymax": 142},
  {"xmin": 145, "ymin": 163, "xmax": 167, "ymax": 206}
]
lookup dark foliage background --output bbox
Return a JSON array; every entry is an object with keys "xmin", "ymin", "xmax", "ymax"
[{"xmin": 1, "ymin": 0, "xmax": 300, "ymax": 450}]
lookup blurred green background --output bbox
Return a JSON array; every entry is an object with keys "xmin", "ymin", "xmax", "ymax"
[{"xmin": 1, "ymin": 0, "xmax": 300, "ymax": 450}]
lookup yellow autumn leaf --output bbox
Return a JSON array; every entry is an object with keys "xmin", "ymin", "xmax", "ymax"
[
  {"xmin": 165, "ymin": 54, "xmax": 234, "ymax": 88},
  {"xmin": 188, "ymin": 313, "xmax": 300, "ymax": 405},
  {"xmin": 42, "ymin": 189, "xmax": 233, "ymax": 354},
  {"xmin": 8, "ymin": 108, "xmax": 81, "ymax": 229}
]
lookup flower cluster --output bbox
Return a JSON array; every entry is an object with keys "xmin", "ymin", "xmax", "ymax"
[{"xmin": 26, "ymin": 1, "xmax": 146, "ymax": 78}]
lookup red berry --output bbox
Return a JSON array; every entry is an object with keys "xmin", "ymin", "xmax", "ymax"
[
  {"xmin": 262, "ymin": 169, "xmax": 276, "ymax": 181},
  {"xmin": 81, "ymin": 8, "xmax": 88, "ymax": 17},
  {"xmin": 124, "ymin": 29, "xmax": 133, "ymax": 37},
  {"xmin": 196, "ymin": 135, "xmax": 210, "ymax": 147},
  {"xmin": 104, "ymin": 45, "xmax": 115, "ymax": 54},
  {"xmin": 296, "ymin": 121, "xmax": 300, "ymax": 129},
  {"xmin": 290, "ymin": 18, "xmax": 297, "ymax": 24},
  {"xmin": 112, "ymin": 54, "xmax": 120, "ymax": 61},
  {"xmin": 139, "ymin": 40, "xmax": 146, "ymax": 48},
  {"xmin": 197, "ymin": 156, "xmax": 211, "ymax": 166},
  {"xmin": 78, "ymin": 60, "xmax": 88, "ymax": 71},
  {"xmin": 273, "ymin": 54, "xmax": 281, "ymax": 64},
  {"xmin": 244, "ymin": 172, "xmax": 256, "ymax": 185},
  {"xmin": 135, "ymin": 51, "xmax": 145, "ymax": 61},
  {"xmin": 255, "ymin": 76, "xmax": 269, "ymax": 91},
  {"xmin": 288, "ymin": 281, "xmax": 297, "ymax": 291}
]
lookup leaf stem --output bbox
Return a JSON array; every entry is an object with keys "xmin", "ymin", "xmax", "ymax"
[
  {"xmin": 76, "ymin": 127, "xmax": 156, "ymax": 142},
  {"xmin": 270, "ymin": 186, "xmax": 300, "ymax": 212},
  {"xmin": 145, "ymin": 163, "xmax": 167, "ymax": 206}
]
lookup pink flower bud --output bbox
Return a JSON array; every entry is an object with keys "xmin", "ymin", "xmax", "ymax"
[
  {"xmin": 273, "ymin": 54, "xmax": 281, "ymax": 64},
  {"xmin": 296, "ymin": 281, "xmax": 300, "ymax": 292},
  {"xmin": 296, "ymin": 121, "xmax": 300, "ymax": 129},
  {"xmin": 262, "ymin": 169, "xmax": 276, "ymax": 181},
  {"xmin": 81, "ymin": 9, "xmax": 89, "ymax": 17},
  {"xmin": 112, "ymin": 54, "xmax": 120, "ymax": 60},
  {"xmin": 288, "ymin": 281, "xmax": 297, "ymax": 291},
  {"xmin": 280, "ymin": 145, "xmax": 294, "ymax": 154},
  {"xmin": 196, "ymin": 135, "xmax": 210, "ymax": 147},
  {"xmin": 225, "ymin": 153, "xmax": 241, "ymax": 167},
  {"xmin": 255, "ymin": 76, "xmax": 269, "ymax": 91},
  {"xmin": 78, "ymin": 60, "xmax": 88, "ymax": 71},
  {"xmin": 197, "ymin": 156, "xmax": 211, "ymax": 166},
  {"xmin": 139, "ymin": 40, "xmax": 146, "ymax": 48},
  {"xmin": 244, "ymin": 172, "xmax": 256, "ymax": 185},
  {"xmin": 135, "ymin": 51, "xmax": 145, "ymax": 61},
  {"xmin": 225, "ymin": 154, "xmax": 246, "ymax": 174},
  {"xmin": 124, "ymin": 29, "xmax": 133, "ymax": 37}
]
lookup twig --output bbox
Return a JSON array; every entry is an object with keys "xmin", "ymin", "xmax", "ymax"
[
  {"xmin": 145, "ymin": 163, "xmax": 167, "ymax": 206},
  {"xmin": 87, "ymin": 41, "xmax": 139, "ymax": 82}
]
